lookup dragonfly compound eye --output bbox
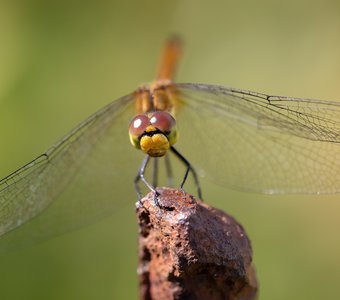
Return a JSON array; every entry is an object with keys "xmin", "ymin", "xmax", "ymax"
[
  {"xmin": 150, "ymin": 111, "xmax": 178, "ymax": 146},
  {"xmin": 129, "ymin": 114, "xmax": 150, "ymax": 148}
]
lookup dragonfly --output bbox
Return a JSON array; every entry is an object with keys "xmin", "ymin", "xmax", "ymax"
[{"xmin": 1, "ymin": 37, "xmax": 340, "ymax": 251}]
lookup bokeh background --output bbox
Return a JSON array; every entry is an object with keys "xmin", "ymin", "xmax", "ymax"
[{"xmin": 1, "ymin": 0, "xmax": 340, "ymax": 299}]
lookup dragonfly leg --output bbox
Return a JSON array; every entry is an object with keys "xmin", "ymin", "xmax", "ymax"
[
  {"xmin": 170, "ymin": 146, "xmax": 203, "ymax": 200},
  {"xmin": 134, "ymin": 155, "xmax": 160, "ymax": 206}
]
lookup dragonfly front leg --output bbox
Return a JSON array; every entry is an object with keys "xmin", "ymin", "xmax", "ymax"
[
  {"xmin": 170, "ymin": 146, "xmax": 203, "ymax": 200},
  {"xmin": 134, "ymin": 155, "xmax": 160, "ymax": 206}
]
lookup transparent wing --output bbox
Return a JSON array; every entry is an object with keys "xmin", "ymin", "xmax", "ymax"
[
  {"xmin": 3, "ymin": 82, "xmax": 340, "ymax": 251},
  {"xmin": 175, "ymin": 83, "xmax": 340, "ymax": 194},
  {"xmin": 0, "ymin": 94, "xmax": 141, "ymax": 251}
]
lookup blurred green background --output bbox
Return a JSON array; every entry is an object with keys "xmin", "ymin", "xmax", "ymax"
[{"xmin": 1, "ymin": 0, "xmax": 340, "ymax": 299}]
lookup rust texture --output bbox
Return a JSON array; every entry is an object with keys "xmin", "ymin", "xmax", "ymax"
[{"xmin": 136, "ymin": 187, "xmax": 258, "ymax": 300}]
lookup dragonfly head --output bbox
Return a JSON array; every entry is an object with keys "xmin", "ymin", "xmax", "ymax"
[{"xmin": 129, "ymin": 111, "xmax": 177, "ymax": 157}]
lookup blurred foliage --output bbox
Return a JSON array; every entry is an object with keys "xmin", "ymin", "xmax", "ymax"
[{"xmin": 1, "ymin": 0, "xmax": 340, "ymax": 299}]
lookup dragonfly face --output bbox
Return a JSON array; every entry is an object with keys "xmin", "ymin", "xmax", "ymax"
[{"xmin": 129, "ymin": 111, "xmax": 178, "ymax": 157}]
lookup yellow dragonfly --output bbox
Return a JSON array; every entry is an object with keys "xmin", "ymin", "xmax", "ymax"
[{"xmin": 1, "ymin": 37, "xmax": 340, "ymax": 251}]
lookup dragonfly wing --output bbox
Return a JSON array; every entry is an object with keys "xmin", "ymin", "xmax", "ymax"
[
  {"xmin": 0, "ymin": 93, "xmax": 139, "ymax": 251},
  {"xmin": 175, "ymin": 83, "xmax": 340, "ymax": 194}
]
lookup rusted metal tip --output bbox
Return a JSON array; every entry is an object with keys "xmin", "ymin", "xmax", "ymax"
[{"xmin": 136, "ymin": 187, "xmax": 258, "ymax": 300}]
